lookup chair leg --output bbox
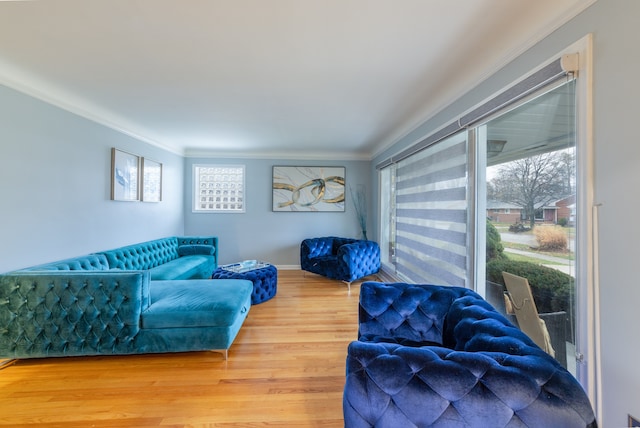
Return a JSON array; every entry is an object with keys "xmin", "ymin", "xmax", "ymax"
[
  {"xmin": 342, "ymin": 280, "xmax": 351, "ymax": 292},
  {"xmin": 211, "ymin": 349, "xmax": 228, "ymax": 360}
]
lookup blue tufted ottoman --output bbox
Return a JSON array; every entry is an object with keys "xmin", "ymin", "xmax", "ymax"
[{"xmin": 212, "ymin": 262, "xmax": 278, "ymax": 304}]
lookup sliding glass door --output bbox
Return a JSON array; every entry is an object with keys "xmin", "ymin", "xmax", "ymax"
[
  {"xmin": 479, "ymin": 79, "xmax": 578, "ymax": 373},
  {"xmin": 378, "ymin": 79, "xmax": 580, "ymax": 373}
]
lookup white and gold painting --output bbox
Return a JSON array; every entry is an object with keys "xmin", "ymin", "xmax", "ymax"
[{"xmin": 272, "ymin": 166, "xmax": 345, "ymax": 212}]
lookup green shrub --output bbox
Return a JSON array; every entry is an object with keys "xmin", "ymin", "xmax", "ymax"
[
  {"xmin": 486, "ymin": 219, "xmax": 505, "ymax": 261},
  {"xmin": 509, "ymin": 223, "xmax": 531, "ymax": 233},
  {"xmin": 558, "ymin": 217, "xmax": 569, "ymax": 227},
  {"xmin": 486, "ymin": 259, "xmax": 573, "ymax": 314}
]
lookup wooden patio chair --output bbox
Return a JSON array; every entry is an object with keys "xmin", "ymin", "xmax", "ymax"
[{"xmin": 502, "ymin": 272, "xmax": 555, "ymax": 357}]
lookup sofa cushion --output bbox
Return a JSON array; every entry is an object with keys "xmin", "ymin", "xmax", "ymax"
[
  {"xmin": 177, "ymin": 244, "xmax": 215, "ymax": 257},
  {"xmin": 142, "ymin": 279, "xmax": 252, "ymax": 329},
  {"xmin": 332, "ymin": 237, "xmax": 355, "ymax": 253},
  {"xmin": 148, "ymin": 255, "xmax": 215, "ymax": 280}
]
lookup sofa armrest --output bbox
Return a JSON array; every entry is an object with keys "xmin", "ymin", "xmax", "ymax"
[
  {"xmin": 178, "ymin": 236, "xmax": 218, "ymax": 259},
  {"xmin": 0, "ymin": 271, "xmax": 149, "ymax": 358},
  {"xmin": 337, "ymin": 240, "xmax": 380, "ymax": 280},
  {"xmin": 344, "ymin": 340, "xmax": 597, "ymax": 427},
  {"xmin": 177, "ymin": 236, "xmax": 218, "ymax": 247},
  {"xmin": 443, "ymin": 293, "xmax": 537, "ymax": 353}
]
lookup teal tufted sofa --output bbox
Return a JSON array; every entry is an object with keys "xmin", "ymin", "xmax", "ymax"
[{"xmin": 0, "ymin": 236, "xmax": 253, "ymax": 360}]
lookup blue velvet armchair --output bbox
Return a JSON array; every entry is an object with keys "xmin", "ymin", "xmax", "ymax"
[
  {"xmin": 300, "ymin": 237, "xmax": 380, "ymax": 289},
  {"xmin": 343, "ymin": 282, "xmax": 597, "ymax": 428}
]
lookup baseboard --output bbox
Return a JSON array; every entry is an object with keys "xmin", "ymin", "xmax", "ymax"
[
  {"xmin": 274, "ymin": 264, "xmax": 301, "ymax": 270},
  {"xmin": 376, "ymin": 267, "xmax": 399, "ymax": 283}
]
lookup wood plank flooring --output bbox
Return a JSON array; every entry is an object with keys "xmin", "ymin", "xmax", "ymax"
[{"xmin": 0, "ymin": 270, "xmax": 376, "ymax": 427}]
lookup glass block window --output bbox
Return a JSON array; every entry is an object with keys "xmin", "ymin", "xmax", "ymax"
[{"xmin": 193, "ymin": 164, "xmax": 245, "ymax": 213}]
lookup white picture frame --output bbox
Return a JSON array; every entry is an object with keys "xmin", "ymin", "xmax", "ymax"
[
  {"xmin": 141, "ymin": 157, "xmax": 162, "ymax": 202},
  {"xmin": 111, "ymin": 148, "xmax": 140, "ymax": 201}
]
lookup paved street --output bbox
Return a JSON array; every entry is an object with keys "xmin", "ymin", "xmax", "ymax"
[
  {"xmin": 500, "ymin": 232, "xmax": 537, "ymax": 246},
  {"xmin": 500, "ymin": 231, "xmax": 575, "ymax": 252}
]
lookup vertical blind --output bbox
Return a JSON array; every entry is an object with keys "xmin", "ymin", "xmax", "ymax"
[{"xmin": 395, "ymin": 132, "xmax": 468, "ymax": 285}]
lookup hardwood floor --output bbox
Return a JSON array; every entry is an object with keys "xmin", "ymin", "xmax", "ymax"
[{"xmin": 0, "ymin": 270, "xmax": 375, "ymax": 427}]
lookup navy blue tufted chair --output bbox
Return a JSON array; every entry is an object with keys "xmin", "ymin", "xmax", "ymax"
[
  {"xmin": 343, "ymin": 282, "xmax": 597, "ymax": 428},
  {"xmin": 300, "ymin": 237, "xmax": 380, "ymax": 289}
]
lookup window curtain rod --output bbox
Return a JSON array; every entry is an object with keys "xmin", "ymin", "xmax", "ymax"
[{"xmin": 376, "ymin": 54, "xmax": 578, "ymax": 170}]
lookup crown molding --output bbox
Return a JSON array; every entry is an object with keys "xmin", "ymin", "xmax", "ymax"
[
  {"xmin": 0, "ymin": 59, "xmax": 184, "ymax": 156},
  {"xmin": 183, "ymin": 148, "xmax": 372, "ymax": 161}
]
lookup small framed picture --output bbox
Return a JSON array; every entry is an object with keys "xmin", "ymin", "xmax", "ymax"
[
  {"xmin": 141, "ymin": 158, "xmax": 162, "ymax": 202},
  {"xmin": 111, "ymin": 148, "xmax": 140, "ymax": 201}
]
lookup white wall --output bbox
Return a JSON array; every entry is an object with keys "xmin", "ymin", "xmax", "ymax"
[
  {"xmin": 184, "ymin": 157, "xmax": 372, "ymax": 267},
  {"xmin": 372, "ymin": 1, "xmax": 640, "ymax": 425},
  {"xmin": 0, "ymin": 85, "xmax": 185, "ymax": 273},
  {"xmin": 587, "ymin": 1, "xmax": 640, "ymax": 425}
]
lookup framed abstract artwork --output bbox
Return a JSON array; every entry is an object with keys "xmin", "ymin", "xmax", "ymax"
[
  {"xmin": 141, "ymin": 157, "xmax": 163, "ymax": 202},
  {"xmin": 272, "ymin": 166, "xmax": 345, "ymax": 212},
  {"xmin": 111, "ymin": 148, "xmax": 140, "ymax": 201}
]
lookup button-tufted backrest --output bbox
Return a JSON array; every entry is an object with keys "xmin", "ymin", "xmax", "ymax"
[
  {"xmin": 358, "ymin": 282, "xmax": 463, "ymax": 345},
  {"xmin": 300, "ymin": 237, "xmax": 335, "ymax": 260},
  {"xmin": 18, "ymin": 254, "xmax": 110, "ymax": 272},
  {"xmin": 101, "ymin": 237, "xmax": 180, "ymax": 270},
  {"xmin": 177, "ymin": 236, "xmax": 217, "ymax": 247},
  {"xmin": 0, "ymin": 271, "xmax": 147, "ymax": 359}
]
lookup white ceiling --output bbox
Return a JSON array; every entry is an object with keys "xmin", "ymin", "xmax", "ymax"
[{"xmin": 0, "ymin": 0, "xmax": 594, "ymax": 159}]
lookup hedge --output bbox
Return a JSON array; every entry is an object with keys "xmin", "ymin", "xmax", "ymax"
[{"xmin": 486, "ymin": 258, "xmax": 573, "ymax": 314}]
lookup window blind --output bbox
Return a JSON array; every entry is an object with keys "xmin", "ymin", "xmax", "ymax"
[{"xmin": 394, "ymin": 132, "xmax": 468, "ymax": 285}]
